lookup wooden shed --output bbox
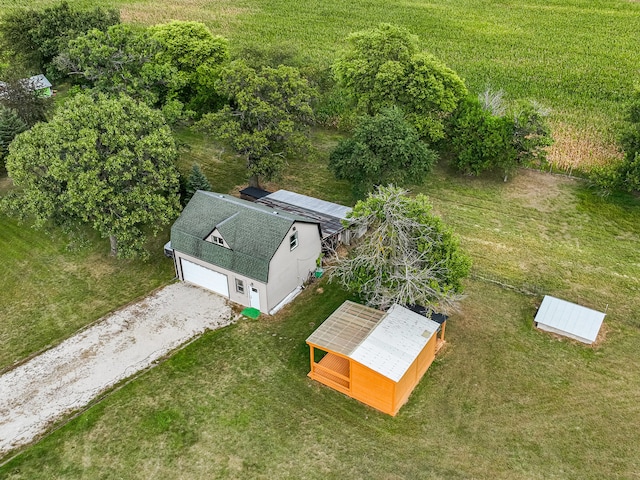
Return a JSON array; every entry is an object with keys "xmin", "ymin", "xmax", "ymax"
[{"xmin": 306, "ymin": 301, "xmax": 445, "ymax": 416}]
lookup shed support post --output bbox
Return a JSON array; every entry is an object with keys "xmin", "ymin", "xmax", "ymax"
[
  {"xmin": 440, "ymin": 321, "xmax": 446, "ymax": 341},
  {"xmin": 309, "ymin": 345, "xmax": 314, "ymax": 375}
]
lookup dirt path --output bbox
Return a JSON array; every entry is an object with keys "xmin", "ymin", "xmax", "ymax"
[{"xmin": 0, "ymin": 283, "xmax": 233, "ymax": 456}]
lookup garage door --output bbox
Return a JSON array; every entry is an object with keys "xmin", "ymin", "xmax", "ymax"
[{"xmin": 181, "ymin": 260, "xmax": 229, "ymax": 297}]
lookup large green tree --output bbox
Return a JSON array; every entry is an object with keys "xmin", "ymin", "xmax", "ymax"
[
  {"xmin": 4, "ymin": 93, "xmax": 180, "ymax": 258},
  {"xmin": 331, "ymin": 185, "xmax": 471, "ymax": 311},
  {"xmin": 329, "ymin": 107, "xmax": 437, "ymax": 195},
  {"xmin": 449, "ymin": 94, "xmax": 552, "ymax": 181},
  {"xmin": 196, "ymin": 61, "xmax": 315, "ymax": 188},
  {"xmin": 333, "ymin": 23, "xmax": 467, "ymax": 143},
  {"xmin": 56, "ymin": 21, "xmax": 229, "ymax": 116},
  {"xmin": 0, "ymin": 1, "xmax": 119, "ymax": 74}
]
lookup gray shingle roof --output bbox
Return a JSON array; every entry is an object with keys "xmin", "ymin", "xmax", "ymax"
[{"xmin": 171, "ymin": 191, "xmax": 319, "ymax": 282}]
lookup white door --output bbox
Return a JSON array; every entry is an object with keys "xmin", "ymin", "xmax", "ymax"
[
  {"xmin": 181, "ymin": 260, "xmax": 229, "ymax": 297},
  {"xmin": 249, "ymin": 286, "xmax": 260, "ymax": 310}
]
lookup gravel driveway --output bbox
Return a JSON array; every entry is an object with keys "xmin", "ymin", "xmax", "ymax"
[{"xmin": 0, "ymin": 282, "xmax": 233, "ymax": 456}]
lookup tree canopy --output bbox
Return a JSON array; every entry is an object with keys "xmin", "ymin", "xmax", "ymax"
[
  {"xmin": 329, "ymin": 107, "xmax": 437, "ymax": 195},
  {"xmin": 56, "ymin": 21, "xmax": 229, "ymax": 116},
  {"xmin": 330, "ymin": 185, "xmax": 471, "ymax": 311},
  {"xmin": 449, "ymin": 93, "xmax": 552, "ymax": 181},
  {"xmin": 333, "ymin": 23, "xmax": 467, "ymax": 143},
  {"xmin": 0, "ymin": 1, "xmax": 119, "ymax": 74},
  {"xmin": 196, "ymin": 61, "xmax": 315, "ymax": 188},
  {"xmin": 4, "ymin": 93, "xmax": 180, "ymax": 258},
  {"xmin": 0, "ymin": 72, "xmax": 53, "ymax": 127}
]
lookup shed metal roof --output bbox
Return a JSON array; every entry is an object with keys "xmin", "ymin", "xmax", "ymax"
[
  {"xmin": 306, "ymin": 301, "xmax": 440, "ymax": 382},
  {"xmin": 535, "ymin": 295, "xmax": 605, "ymax": 344},
  {"xmin": 257, "ymin": 190, "xmax": 352, "ymax": 240}
]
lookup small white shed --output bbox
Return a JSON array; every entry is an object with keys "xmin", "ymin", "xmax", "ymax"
[{"xmin": 534, "ymin": 295, "xmax": 605, "ymax": 344}]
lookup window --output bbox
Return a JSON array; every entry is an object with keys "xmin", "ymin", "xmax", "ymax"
[
  {"xmin": 290, "ymin": 231, "xmax": 298, "ymax": 251},
  {"xmin": 212, "ymin": 235, "xmax": 224, "ymax": 246},
  {"xmin": 235, "ymin": 279, "xmax": 245, "ymax": 294}
]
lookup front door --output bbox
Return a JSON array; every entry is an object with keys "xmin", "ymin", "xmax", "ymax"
[{"xmin": 249, "ymin": 286, "xmax": 260, "ymax": 310}]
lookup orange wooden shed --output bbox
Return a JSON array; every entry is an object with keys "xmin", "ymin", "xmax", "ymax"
[{"xmin": 306, "ymin": 301, "xmax": 445, "ymax": 416}]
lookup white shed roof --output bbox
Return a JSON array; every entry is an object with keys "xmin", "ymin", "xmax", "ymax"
[
  {"xmin": 307, "ymin": 301, "xmax": 440, "ymax": 382},
  {"xmin": 263, "ymin": 190, "xmax": 352, "ymax": 220},
  {"xmin": 535, "ymin": 295, "xmax": 605, "ymax": 344},
  {"xmin": 351, "ymin": 304, "xmax": 440, "ymax": 382}
]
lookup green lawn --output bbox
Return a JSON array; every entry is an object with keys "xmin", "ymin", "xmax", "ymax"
[
  {"xmin": 0, "ymin": 212, "xmax": 175, "ymax": 370},
  {"xmin": 2, "ymin": 141, "xmax": 639, "ymax": 477}
]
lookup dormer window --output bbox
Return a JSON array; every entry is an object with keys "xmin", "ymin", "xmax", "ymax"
[
  {"xmin": 212, "ymin": 235, "xmax": 224, "ymax": 246},
  {"xmin": 290, "ymin": 231, "xmax": 298, "ymax": 251}
]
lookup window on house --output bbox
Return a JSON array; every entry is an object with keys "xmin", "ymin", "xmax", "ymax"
[
  {"xmin": 212, "ymin": 235, "xmax": 224, "ymax": 246},
  {"xmin": 290, "ymin": 231, "xmax": 298, "ymax": 251},
  {"xmin": 235, "ymin": 279, "xmax": 245, "ymax": 294}
]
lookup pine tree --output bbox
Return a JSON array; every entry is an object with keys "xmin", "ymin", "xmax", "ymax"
[
  {"xmin": 185, "ymin": 163, "xmax": 211, "ymax": 203},
  {"xmin": 0, "ymin": 106, "xmax": 28, "ymax": 170}
]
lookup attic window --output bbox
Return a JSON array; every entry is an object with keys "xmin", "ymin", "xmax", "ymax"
[
  {"xmin": 212, "ymin": 235, "xmax": 224, "ymax": 246},
  {"xmin": 290, "ymin": 231, "xmax": 298, "ymax": 251}
]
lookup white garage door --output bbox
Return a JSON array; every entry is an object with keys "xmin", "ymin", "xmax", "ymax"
[{"xmin": 181, "ymin": 260, "xmax": 229, "ymax": 297}]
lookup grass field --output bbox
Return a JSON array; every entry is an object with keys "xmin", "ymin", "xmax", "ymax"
[
  {"xmin": 2, "ymin": 0, "xmax": 638, "ymax": 168},
  {"xmin": 2, "ymin": 133, "xmax": 639, "ymax": 477},
  {"xmin": 1, "ymin": 0, "xmax": 639, "ymax": 476}
]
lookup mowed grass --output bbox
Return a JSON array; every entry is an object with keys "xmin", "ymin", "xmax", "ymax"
[
  {"xmin": 0, "ymin": 211, "xmax": 175, "ymax": 370},
  {"xmin": 2, "ymin": 135, "xmax": 639, "ymax": 477}
]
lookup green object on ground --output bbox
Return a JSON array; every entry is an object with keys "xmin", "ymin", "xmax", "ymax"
[{"xmin": 241, "ymin": 307, "xmax": 260, "ymax": 319}]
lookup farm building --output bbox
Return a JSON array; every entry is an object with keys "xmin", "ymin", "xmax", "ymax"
[
  {"xmin": 0, "ymin": 74, "xmax": 53, "ymax": 98},
  {"xmin": 256, "ymin": 189, "xmax": 355, "ymax": 251},
  {"xmin": 169, "ymin": 191, "xmax": 322, "ymax": 314},
  {"xmin": 534, "ymin": 295, "xmax": 606, "ymax": 344},
  {"xmin": 306, "ymin": 301, "xmax": 445, "ymax": 416}
]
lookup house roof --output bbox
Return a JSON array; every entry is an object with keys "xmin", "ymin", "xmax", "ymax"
[
  {"xmin": 535, "ymin": 295, "xmax": 605, "ymax": 344},
  {"xmin": 257, "ymin": 190, "xmax": 352, "ymax": 240},
  {"xmin": 171, "ymin": 191, "xmax": 320, "ymax": 282},
  {"xmin": 306, "ymin": 301, "xmax": 441, "ymax": 382}
]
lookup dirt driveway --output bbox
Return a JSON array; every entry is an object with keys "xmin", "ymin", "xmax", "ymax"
[{"xmin": 0, "ymin": 282, "xmax": 233, "ymax": 457}]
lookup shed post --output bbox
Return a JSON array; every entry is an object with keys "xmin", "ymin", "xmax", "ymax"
[
  {"xmin": 440, "ymin": 320, "xmax": 446, "ymax": 341},
  {"xmin": 309, "ymin": 345, "xmax": 314, "ymax": 375}
]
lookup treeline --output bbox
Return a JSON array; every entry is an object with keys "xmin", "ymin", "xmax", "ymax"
[{"xmin": 0, "ymin": 3, "xmax": 637, "ymax": 257}]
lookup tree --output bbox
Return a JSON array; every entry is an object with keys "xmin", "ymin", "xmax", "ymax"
[
  {"xmin": 56, "ymin": 21, "xmax": 229, "ymax": 117},
  {"xmin": 618, "ymin": 88, "xmax": 640, "ymax": 192},
  {"xmin": 449, "ymin": 96, "xmax": 515, "ymax": 178},
  {"xmin": 149, "ymin": 21, "xmax": 229, "ymax": 113},
  {"xmin": 449, "ymin": 94, "xmax": 552, "ymax": 181},
  {"xmin": 185, "ymin": 164, "xmax": 212, "ymax": 204},
  {"xmin": 0, "ymin": 73, "xmax": 53, "ymax": 126},
  {"xmin": 0, "ymin": 1, "xmax": 119, "ymax": 74},
  {"xmin": 330, "ymin": 185, "xmax": 471, "ymax": 311},
  {"xmin": 4, "ymin": 93, "xmax": 180, "ymax": 258},
  {"xmin": 333, "ymin": 23, "xmax": 467, "ymax": 143},
  {"xmin": 196, "ymin": 61, "xmax": 315, "ymax": 188},
  {"xmin": 0, "ymin": 106, "xmax": 28, "ymax": 171},
  {"xmin": 329, "ymin": 107, "xmax": 437, "ymax": 195}
]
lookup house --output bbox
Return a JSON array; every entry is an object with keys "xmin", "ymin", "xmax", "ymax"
[
  {"xmin": 0, "ymin": 74, "xmax": 53, "ymax": 98},
  {"xmin": 169, "ymin": 191, "xmax": 322, "ymax": 314},
  {"xmin": 534, "ymin": 295, "xmax": 606, "ymax": 344},
  {"xmin": 306, "ymin": 301, "xmax": 445, "ymax": 416},
  {"xmin": 256, "ymin": 189, "xmax": 355, "ymax": 251}
]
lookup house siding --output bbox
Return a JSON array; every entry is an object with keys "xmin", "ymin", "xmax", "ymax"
[{"xmin": 266, "ymin": 222, "xmax": 321, "ymax": 311}]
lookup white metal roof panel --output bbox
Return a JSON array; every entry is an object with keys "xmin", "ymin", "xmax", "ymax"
[
  {"xmin": 264, "ymin": 190, "xmax": 352, "ymax": 220},
  {"xmin": 350, "ymin": 304, "xmax": 440, "ymax": 382},
  {"xmin": 535, "ymin": 295, "xmax": 605, "ymax": 344}
]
